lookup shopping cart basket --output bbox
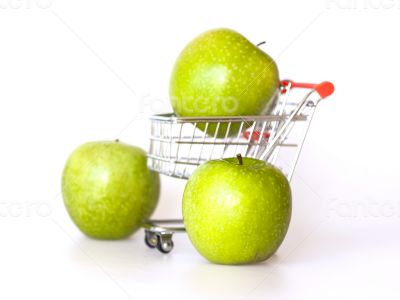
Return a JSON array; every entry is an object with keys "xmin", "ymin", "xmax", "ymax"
[{"xmin": 143, "ymin": 80, "xmax": 334, "ymax": 253}]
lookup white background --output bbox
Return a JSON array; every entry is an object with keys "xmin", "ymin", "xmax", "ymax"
[{"xmin": 1, "ymin": 0, "xmax": 399, "ymax": 299}]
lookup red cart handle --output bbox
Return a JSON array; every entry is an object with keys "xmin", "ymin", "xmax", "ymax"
[
  {"xmin": 281, "ymin": 80, "xmax": 334, "ymax": 99},
  {"xmin": 243, "ymin": 80, "xmax": 334, "ymax": 142}
]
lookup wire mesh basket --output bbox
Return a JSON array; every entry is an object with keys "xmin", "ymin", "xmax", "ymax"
[
  {"xmin": 147, "ymin": 80, "xmax": 334, "ymax": 181},
  {"xmin": 144, "ymin": 79, "xmax": 334, "ymax": 253}
]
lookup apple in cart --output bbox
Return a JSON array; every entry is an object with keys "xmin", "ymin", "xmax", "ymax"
[
  {"xmin": 182, "ymin": 154, "xmax": 291, "ymax": 264},
  {"xmin": 62, "ymin": 140, "xmax": 160, "ymax": 239},
  {"xmin": 170, "ymin": 28, "xmax": 280, "ymax": 137}
]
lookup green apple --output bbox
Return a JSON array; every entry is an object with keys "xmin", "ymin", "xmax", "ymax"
[
  {"xmin": 170, "ymin": 28, "xmax": 280, "ymax": 136},
  {"xmin": 62, "ymin": 140, "xmax": 160, "ymax": 239},
  {"xmin": 182, "ymin": 155, "xmax": 291, "ymax": 265}
]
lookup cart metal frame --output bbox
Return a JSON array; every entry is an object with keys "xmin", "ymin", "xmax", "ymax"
[{"xmin": 144, "ymin": 80, "xmax": 334, "ymax": 253}]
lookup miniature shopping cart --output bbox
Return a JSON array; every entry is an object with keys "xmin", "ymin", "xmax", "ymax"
[{"xmin": 143, "ymin": 80, "xmax": 334, "ymax": 253}]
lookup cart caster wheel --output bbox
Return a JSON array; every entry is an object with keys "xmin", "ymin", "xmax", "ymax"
[
  {"xmin": 144, "ymin": 231, "xmax": 158, "ymax": 249},
  {"xmin": 157, "ymin": 235, "xmax": 174, "ymax": 254}
]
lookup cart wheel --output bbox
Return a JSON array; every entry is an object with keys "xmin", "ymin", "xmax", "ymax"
[
  {"xmin": 157, "ymin": 235, "xmax": 174, "ymax": 254},
  {"xmin": 144, "ymin": 230, "xmax": 158, "ymax": 249}
]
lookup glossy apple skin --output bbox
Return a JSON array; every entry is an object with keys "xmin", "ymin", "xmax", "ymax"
[
  {"xmin": 170, "ymin": 28, "xmax": 279, "ymax": 136},
  {"xmin": 182, "ymin": 157, "xmax": 291, "ymax": 265},
  {"xmin": 62, "ymin": 141, "xmax": 160, "ymax": 240}
]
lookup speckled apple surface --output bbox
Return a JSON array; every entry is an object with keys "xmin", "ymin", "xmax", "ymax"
[
  {"xmin": 182, "ymin": 157, "xmax": 291, "ymax": 265},
  {"xmin": 170, "ymin": 28, "xmax": 280, "ymax": 136},
  {"xmin": 62, "ymin": 141, "xmax": 160, "ymax": 239}
]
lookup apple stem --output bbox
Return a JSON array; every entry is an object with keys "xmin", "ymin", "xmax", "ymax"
[
  {"xmin": 115, "ymin": 139, "xmax": 120, "ymax": 143},
  {"xmin": 236, "ymin": 153, "xmax": 243, "ymax": 165},
  {"xmin": 256, "ymin": 41, "xmax": 266, "ymax": 47}
]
